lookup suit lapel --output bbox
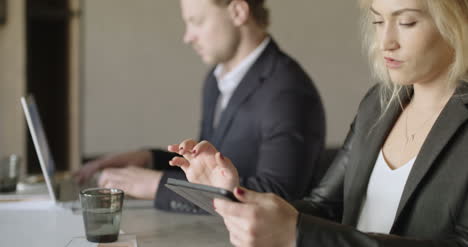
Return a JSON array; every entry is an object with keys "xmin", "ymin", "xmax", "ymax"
[
  {"xmin": 343, "ymin": 92, "xmax": 405, "ymax": 226},
  {"xmin": 393, "ymin": 84, "xmax": 468, "ymax": 225},
  {"xmin": 202, "ymin": 74, "xmax": 220, "ymax": 141},
  {"xmin": 211, "ymin": 41, "xmax": 278, "ymax": 147}
]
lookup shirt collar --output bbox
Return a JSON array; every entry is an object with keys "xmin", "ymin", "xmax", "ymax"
[{"xmin": 214, "ymin": 37, "xmax": 271, "ymax": 95}]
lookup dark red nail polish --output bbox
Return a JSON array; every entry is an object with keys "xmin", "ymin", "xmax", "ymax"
[
  {"xmin": 220, "ymin": 154, "xmax": 225, "ymax": 160},
  {"xmin": 179, "ymin": 147, "xmax": 183, "ymax": 150},
  {"xmin": 192, "ymin": 149, "xmax": 197, "ymax": 154},
  {"xmin": 236, "ymin": 188, "xmax": 245, "ymax": 196}
]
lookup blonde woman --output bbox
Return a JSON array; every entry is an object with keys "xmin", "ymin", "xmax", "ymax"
[{"xmin": 168, "ymin": 0, "xmax": 468, "ymax": 245}]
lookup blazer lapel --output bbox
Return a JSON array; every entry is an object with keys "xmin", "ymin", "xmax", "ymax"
[
  {"xmin": 342, "ymin": 87, "xmax": 416, "ymax": 226},
  {"xmin": 201, "ymin": 73, "xmax": 220, "ymax": 141},
  {"xmin": 393, "ymin": 84, "xmax": 468, "ymax": 225},
  {"xmin": 343, "ymin": 94, "xmax": 405, "ymax": 226},
  {"xmin": 211, "ymin": 41, "xmax": 278, "ymax": 147}
]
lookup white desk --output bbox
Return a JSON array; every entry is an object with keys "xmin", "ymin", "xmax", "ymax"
[
  {"xmin": 120, "ymin": 209, "xmax": 230, "ymax": 247},
  {"xmin": 0, "ymin": 203, "xmax": 230, "ymax": 247}
]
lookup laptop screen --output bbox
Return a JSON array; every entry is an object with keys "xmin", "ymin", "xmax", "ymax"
[{"xmin": 21, "ymin": 95, "xmax": 58, "ymax": 202}]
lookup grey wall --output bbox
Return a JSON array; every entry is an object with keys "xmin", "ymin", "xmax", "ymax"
[
  {"xmin": 82, "ymin": 0, "xmax": 373, "ymax": 156},
  {"xmin": 0, "ymin": 0, "xmax": 26, "ymax": 162}
]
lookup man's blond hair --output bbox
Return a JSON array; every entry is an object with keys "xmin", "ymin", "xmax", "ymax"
[{"xmin": 213, "ymin": 0, "xmax": 270, "ymax": 28}]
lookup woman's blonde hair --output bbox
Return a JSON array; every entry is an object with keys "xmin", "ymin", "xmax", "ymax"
[{"xmin": 359, "ymin": 0, "xmax": 468, "ymax": 112}]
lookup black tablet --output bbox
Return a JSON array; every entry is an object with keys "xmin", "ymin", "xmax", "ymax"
[{"xmin": 165, "ymin": 178, "xmax": 240, "ymax": 216}]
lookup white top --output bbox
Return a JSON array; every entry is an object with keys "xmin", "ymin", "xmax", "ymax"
[
  {"xmin": 212, "ymin": 37, "xmax": 271, "ymax": 127},
  {"xmin": 356, "ymin": 150, "xmax": 416, "ymax": 234}
]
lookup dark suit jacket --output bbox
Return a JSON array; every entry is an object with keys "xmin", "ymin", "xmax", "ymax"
[
  {"xmin": 152, "ymin": 39, "xmax": 325, "ymax": 213},
  {"xmin": 294, "ymin": 82, "xmax": 468, "ymax": 246}
]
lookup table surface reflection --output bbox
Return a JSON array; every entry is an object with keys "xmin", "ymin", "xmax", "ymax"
[{"xmin": 0, "ymin": 202, "xmax": 231, "ymax": 247}]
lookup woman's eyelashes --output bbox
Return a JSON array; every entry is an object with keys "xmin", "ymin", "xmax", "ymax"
[
  {"xmin": 371, "ymin": 20, "xmax": 418, "ymax": 27},
  {"xmin": 399, "ymin": 21, "xmax": 417, "ymax": 27}
]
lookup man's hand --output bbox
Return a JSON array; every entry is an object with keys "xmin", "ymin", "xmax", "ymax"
[
  {"xmin": 98, "ymin": 166, "xmax": 162, "ymax": 200},
  {"xmin": 74, "ymin": 150, "xmax": 153, "ymax": 185},
  {"xmin": 214, "ymin": 187, "xmax": 298, "ymax": 247},
  {"xmin": 168, "ymin": 139, "xmax": 239, "ymax": 191}
]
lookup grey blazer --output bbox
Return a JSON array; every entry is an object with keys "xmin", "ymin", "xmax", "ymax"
[{"xmin": 295, "ymin": 82, "xmax": 468, "ymax": 246}]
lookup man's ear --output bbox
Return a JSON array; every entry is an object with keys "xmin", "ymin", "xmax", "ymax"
[{"xmin": 228, "ymin": 0, "xmax": 250, "ymax": 26}]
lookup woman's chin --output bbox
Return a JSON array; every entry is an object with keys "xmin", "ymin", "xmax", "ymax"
[{"xmin": 388, "ymin": 74, "xmax": 413, "ymax": 86}]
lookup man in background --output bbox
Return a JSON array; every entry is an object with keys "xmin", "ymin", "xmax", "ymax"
[{"xmin": 75, "ymin": 0, "xmax": 325, "ymax": 213}]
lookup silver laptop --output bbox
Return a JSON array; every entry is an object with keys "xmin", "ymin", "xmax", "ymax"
[
  {"xmin": 21, "ymin": 95, "xmax": 153, "ymax": 209},
  {"xmin": 21, "ymin": 95, "xmax": 86, "ymax": 207}
]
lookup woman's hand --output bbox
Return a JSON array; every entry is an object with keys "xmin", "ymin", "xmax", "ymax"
[
  {"xmin": 168, "ymin": 139, "xmax": 239, "ymax": 191},
  {"xmin": 214, "ymin": 187, "xmax": 298, "ymax": 247}
]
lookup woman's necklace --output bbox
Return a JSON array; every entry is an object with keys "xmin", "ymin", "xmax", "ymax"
[
  {"xmin": 397, "ymin": 102, "xmax": 442, "ymax": 167},
  {"xmin": 404, "ymin": 105, "xmax": 440, "ymax": 144}
]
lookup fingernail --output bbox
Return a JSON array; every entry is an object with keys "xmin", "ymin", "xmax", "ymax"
[
  {"xmin": 192, "ymin": 149, "xmax": 197, "ymax": 154},
  {"xmin": 179, "ymin": 147, "xmax": 183, "ymax": 150},
  {"xmin": 220, "ymin": 153, "xmax": 224, "ymax": 160},
  {"xmin": 236, "ymin": 187, "xmax": 245, "ymax": 196}
]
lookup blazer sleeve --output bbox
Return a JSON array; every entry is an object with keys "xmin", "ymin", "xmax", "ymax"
[
  {"xmin": 239, "ymin": 86, "xmax": 325, "ymax": 201},
  {"xmin": 292, "ymin": 116, "xmax": 355, "ymax": 222},
  {"xmin": 153, "ymin": 170, "xmax": 208, "ymax": 214},
  {"xmin": 149, "ymin": 149, "xmax": 178, "ymax": 170},
  {"xmin": 148, "ymin": 149, "xmax": 207, "ymax": 213},
  {"xmin": 295, "ymin": 199, "xmax": 468, "ymax": 247}
]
